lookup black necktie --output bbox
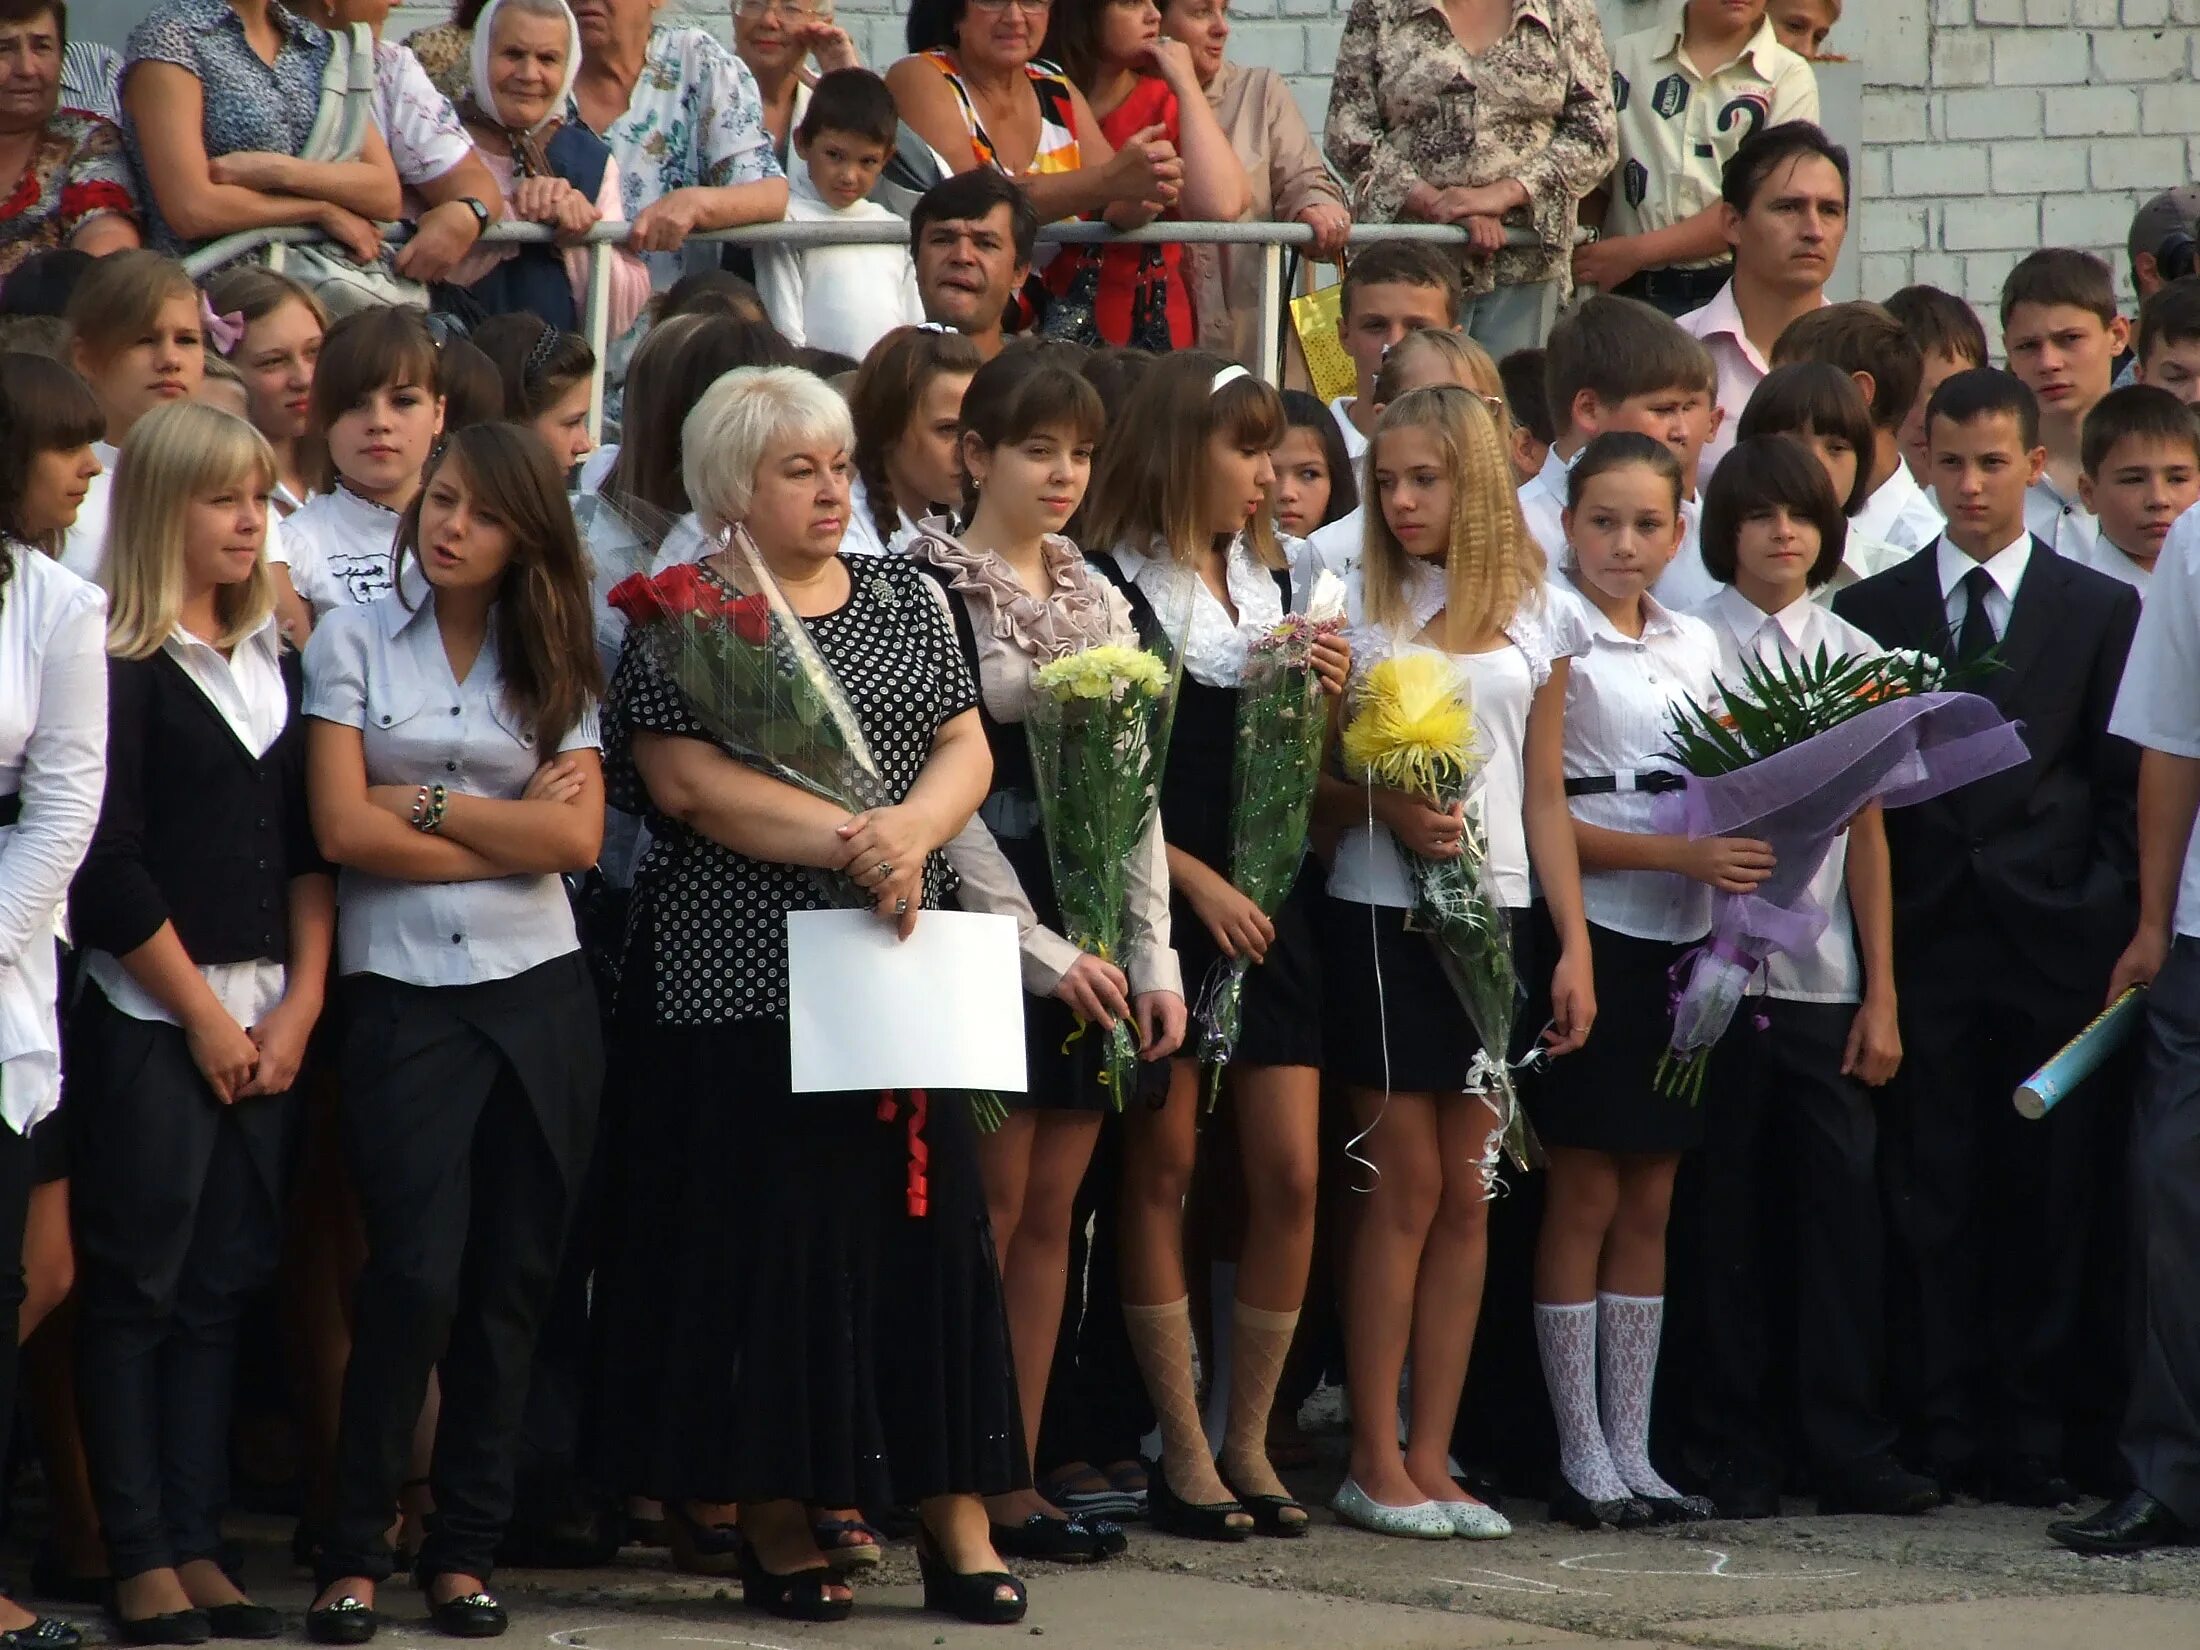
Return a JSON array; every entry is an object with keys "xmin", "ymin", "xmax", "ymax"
[{"xmin": 1956, "ymin": 565, "xmax": 1997, "ymax": 663}]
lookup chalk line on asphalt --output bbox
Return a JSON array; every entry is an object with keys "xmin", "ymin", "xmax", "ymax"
[
  {"xmin": 1555, "ymin": 1547, "xmax": 1860, "ymax": 1580},
  {"xmin": 1434, "ymin": 1568, "xmax": 1611, "ymax": 1597}
]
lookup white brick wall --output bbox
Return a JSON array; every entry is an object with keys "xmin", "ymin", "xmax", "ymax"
[{"xmin": 372, "ymin": 0, "xmax": 2198, "ymax": 346}]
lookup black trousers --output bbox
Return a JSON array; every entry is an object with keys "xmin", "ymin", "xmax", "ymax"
[
  {"xmin": 2122, "ymin": 939, "xmax": 2200, "ymax": 1524},
  {"xmin": 321, "ymin": 958, "xmax": 600, "ymax": 1589},
  {"xmin": 1669, "ymin": 999, "xmax": 1897, "ymax": 1488},
  {"xmin": 69, "ymin": 995, "xmax": 293, "ymax": 1578},
  {"xmin": 1613, "ymin": 263, "xmax": 1733, "ymax": 319},
  {"xmin": 1883, "ymin": 976, "xmax": 2105, "ymax": 1466}
]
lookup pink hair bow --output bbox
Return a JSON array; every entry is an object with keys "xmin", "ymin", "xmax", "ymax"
[{"xmin": 200, "ymin": 295, "xmax": 246, "ymax": 354}]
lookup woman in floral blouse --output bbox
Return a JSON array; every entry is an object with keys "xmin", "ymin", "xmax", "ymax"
[
  {"xmin": 0, "ymin": 0, "xmax": 140, "ymax": 276},
  {"xmin": 1324, "ymin": 0, "xmax": 1615, "ymax": 358}
]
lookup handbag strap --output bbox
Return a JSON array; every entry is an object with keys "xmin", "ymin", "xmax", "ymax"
[{"xmin": 299, "ymin": 22, "xmax": 375, "ymax": 166}]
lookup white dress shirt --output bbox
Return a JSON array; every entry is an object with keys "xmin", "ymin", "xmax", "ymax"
[
  {"xmin": 1679, "ymin": 281, "xmax": 1831, "ymax": 479},
  {"xmin": 1852, "ymin": 461, "xmax": 1944, "ymax": 555},
  {"xmin": 1328, "ymin": 565, "xmax": 1589, "ymax": 911},
  {"xmin": 1935, "ymin": 531, "xmax": 2032, "ymax": 643},
  {"xmin": 284, "ymin": 485, "xmax": 403, "ymax": 616},
  {"xmin": 841, "ymin": 476, "xmax": 921, "ymax": 559},
  {"xmin": 1649, "ymin": 497, "xmax": 1714, "ymax": 611},
  {"xmin": 84, "ymin": 617, "xmax": 291, "ymax": 1030},
  {"xmin": 1304, "ymin": 504, "xmax": 1364, "ymax": 583},
  {"xmin": 1549, "ymin": 579, "xmax": 1721, "ymax": 942},
  {"xmin": 576, "ymin": 444, "xmax": 619, "ymax": 496},
  {"xmin": 0, "ymin": 547, "xmax": 107, "ymax": 1134},
  {"xmin": 2110, "ymin": 508, "xmax": 2200, "ymax": 935},
  {"xmin": 1330, "ymin": 396, "xmax": 1369, "ymax": 462},
  {"xmin": 1822, "ymin": 526, "xmax": 1908, "ymax": 602},
  {"xmin": 1517, "ymin": 445, "xmax": 1571, "ymax": 561},
  {"xmin": 2075, "ymin": 532, "xmax": 2154, "ymax": 593},
  {"xmin": 755, "ymin": 169, "xmax": 926, "ymax": 360},
  {"xmin": 2025, "ymin": 474, "xmax": 2099, "ymax": 561},
  {"xmin": 1695, "ymin": 584, "xmax": 1882, "ymax": 1003},
  {"xmin": 303, "ymin": 589, "xmax": 600, "ymax": 987}
]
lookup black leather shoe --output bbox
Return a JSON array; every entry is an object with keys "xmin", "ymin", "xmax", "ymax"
[
  {"xmin": 110, "ymin": 1610, "xmax": 210, "ymax": 1647},
  {"xmin": 1071, "ymin": 1515, "xmax": 1129, "ymax": 1557},
  {"xmin": 1817, "ymin": 1455, "xmax": 1942, "ymax": 1517},
  {"xmin": 1638, "ymin": 1492, "xmax": 1718, "ymax": 1524},
  {"xmin": 202, "ymin": 1603, "xmax": 281, "ymax": 1642},
  {"xmin": 426, "ymin": 1591, "xmax": 507, "ymax": 1640},
  {"xmin": 988, "ymin": 1514, "xmax": 1105, "ymax": 1563},
  {"xmin": 1547, "ymin": 1482, "xmax": 1653, "ymax": 1531},
  {"xmin": 304, "ymin": 1597, "xmax": 377, "ymax": 1645},
  {"xmin": 0, "ymin": 1616, "xmax": 84, "ymax": 1650},
  {"xmin": 1995, "ymin": 1454, "xmax": 2077, "ymax": 1509},
  {"xmin": 2049, "ymin": 1491, "xmax": 2196, "ymax": 1556}
]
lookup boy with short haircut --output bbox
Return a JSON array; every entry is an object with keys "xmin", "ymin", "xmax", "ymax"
[
  {"xmin": 1497, "ymin": 346, "xmax": 1553, "ymax": 487},
  {"xmin": 1884, "ymin": 284, "xmax": 1990, "ymax": 485},
  {"xmin": 1328, "ymin": 243, "xmax": 1462, "ymax": 458},
  {"xmin": 1835, "ymin": 368, "xmax": 2139, "ymax": 1509},
  {"xmin": 755, "ymin": 68, "xmax": 924, "ymax": 362},
  {"xmin": 1767, "ymin": 0, "xmax": 1841, "ymax": 58},
  {"xmin": 2133, "ymin": 276, "xmax": 2200, "ymax": 406},
  {"xmin": 2077, "ymin": 384, "xmax": 2200, "ymax": 590},
  {"xmin": 1586, "ymin": 0, "xmax": 1818, "ymax": 319},
  {"xmin": 2000, "ymin": 249, "xmax": 2133, "ymax": 560},
  {"xmin": 1527, "ymin": 294, "xmax": 1722, "ymax": 603},
  {"xmin": 1774, "ymin": 301, "xmax": 1944, "ymax": 553}
]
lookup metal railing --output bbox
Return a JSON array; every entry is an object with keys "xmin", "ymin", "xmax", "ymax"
[{"xmin": 183, "ymin": 219, "xmax": 1539, "ymax": 440}]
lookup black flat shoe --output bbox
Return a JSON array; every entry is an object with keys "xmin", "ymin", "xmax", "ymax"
[
  {"xmin": 2049, "ymin": 1490, "xmax": 2196, "ymax": 1556},
  {"xmin": 988, "ymin": 1514, "xmax": 1105, "ymax": 1563},
  {"xmin": 304, "ymin": 1597, "xmax": 377, "ymax": 1645},
  {"xmin": 109, "ymin": 1609, "xmax": 210, "ymax": 1647},
  {"xmin": 1547, "ymin": 1482, "xmax": 1653, "ymax": 1531},
  {"xmin": 915, "ymin": 1534, "xmax": 1026, "ymax": 1626},
  {"xmin": 735, "ymin": 1549, "xmax": 852, "ymax": 1623},
  {"xmin": 1070, "ymin": 1514, "xmax": 1128, "ymax": 1557},
  {"xmin": 202, "ymin": 1603, "xmax": 281, "ymax": 1641},
  {"xmin": 1145, "ymin": 1465, "xmax": 1253, "ymax": 1542},
  {"xmin": 1637, "ymin": 1492, "xmax": 1719, "ymax": 1525},
  {"xmin": 0, "ymin": 1616, "xmax": 84, "ymax": 1650},
  {"xmin": 1219, "ymin": 1472, "xmax": 1310, "ymax": 1539},
  {"xmin": 425, "ymin": 1591, "xmax": 507, "ymax": 1639}
]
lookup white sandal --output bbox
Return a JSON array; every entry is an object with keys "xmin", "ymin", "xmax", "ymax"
[{"xmin": 1329, "ymin": 1478, "xmax": 1454, "ymax": 1539}]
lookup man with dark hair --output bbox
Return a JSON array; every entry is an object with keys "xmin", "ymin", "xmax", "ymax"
[
  {"xmin": 1679, "ymin": 120, "xmax": 1849, "ymax": 475},
  {"xmin": 2134, "ymin": 276, "xmax": 2200, "ymax": 407},
  {"xmin": 1836, "ymin": 367, "xmax": 2141, "ymax": 1512},
  {"xmin": 2130, "ymin": 186, "xmax": 2200, "ymax": 303},
  {"xmin": 908, "ymin": 170, "xmax": 1037, "ymax": 361}
]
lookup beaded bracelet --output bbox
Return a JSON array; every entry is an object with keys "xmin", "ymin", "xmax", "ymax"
[{"xmin": 411, "ymin": 782, "xmax": 450, "ymax": 834}]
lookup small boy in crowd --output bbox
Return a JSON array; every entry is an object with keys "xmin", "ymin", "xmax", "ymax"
[
  {"xmin": 1498, "ymin": 346, "xmax": 1553, "ymax": 488},
  {"xmin": 2133, "ymin": 277, "xmax": 2200, "ymax": 406},
  {"xmin": 755, "ymin": 69, "xmax": 924, "ymax": 362},
  {"xmin": 1767, "ymin": 0, "xmax": 1841, "ymax": 58},
  {"xmin": 2001, "ymin": 249, "xmax": 2132, "ymax": 560},
  {"xmin": 1584, "ymin": 0, "xmax": 1818, "ymax": 318},
  {"xmin": 1522, "ymin": 295, "xmax": 1722, "ymax": 605},
  {"xmin": 2077, "ymin": 385, "xmax": 2200, "ymax": 591},
  {"xmin": 1883, "ymin": 284, "xmax": 1989, "ymax": 486},
  {"xmin": 1774, "ymin": 301, "xmax": 1945, "ymax": 553},
  {"xmin": 1327, "ymin": 243, "xmax": 1463, "ymax": 459}
]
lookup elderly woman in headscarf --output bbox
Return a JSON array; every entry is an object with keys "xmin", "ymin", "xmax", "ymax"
[{"xmin": 444, "ymin": 0, "xmax": 648, "ymax": 336}]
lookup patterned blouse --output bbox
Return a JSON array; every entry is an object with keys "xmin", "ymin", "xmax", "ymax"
[
  {"xmin": 0, "ymin": 110, "xmax": 139, "ymax": 277},
  {"xmin": 919, "ymin": 50, "xmax": 1082, "ymax": 179},
  {"xmin": 605, "ymin": 555, "xmax": 976, "ymax": 1026},
  {"xmin": 122, "ymin": 0, "xmax": 334, "ymax": 253},
  {"xmin": 1324, "ymin": 0, "xmax": 1616, "ymax": 299}
]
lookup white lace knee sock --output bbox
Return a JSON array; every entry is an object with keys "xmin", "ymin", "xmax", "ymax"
[
  {"xmin": 1533, "ymin": 1301, "xmax": 1632, "ymax": 1503},
  {"xmin": 1597, "ymin": 1291, "xmax": 1684, "ymax": 1501}
]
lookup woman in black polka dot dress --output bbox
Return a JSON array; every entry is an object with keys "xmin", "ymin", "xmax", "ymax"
[{"xmin": 594, "ymin": 368, "xmax": 1027, "ymax": 1627}]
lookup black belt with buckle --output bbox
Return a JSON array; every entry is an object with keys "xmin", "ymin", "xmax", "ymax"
[{"xmin": 1564, "ymin": 771, "xmax": 1686, "ymax": 797}]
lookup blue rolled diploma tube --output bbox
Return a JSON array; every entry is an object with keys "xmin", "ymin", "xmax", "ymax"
[{"xmin": 2014, "ymin": 987, "xmax": 2148, "ymax": 1119}]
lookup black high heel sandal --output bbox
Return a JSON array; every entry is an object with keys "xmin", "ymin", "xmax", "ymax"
[
  {"xmin": 1219, "ymin": 1471, "xmax": 1310, "ymax": 1539},
  {"xmin": 1547, "ymin": 1481, "xmax": 1653, "ymax": 1531},
  {"xmin": 914, "ymin": 1530, "xmax": 1026, "ymax": 1626},
  {"xmin": 663, "ymin": 1504, "xmax": 744, "ymax": 1578},
  {"xmin": 1145, "ymin": 1464, "xmax": 1253, "ymax": 1543},
  {"xmin": 735, "ymin": 1548, "xmax": 852, "ymax": 1624}
]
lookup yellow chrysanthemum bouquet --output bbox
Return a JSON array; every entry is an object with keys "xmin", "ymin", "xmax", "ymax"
[
  {"xmin": 1342, "ymin": 650, "xmax": 1528, "ymax": 1159},
  {"xmin": 1029, "ymin": 640, "xmax": 1183, "ymax": 1107}
]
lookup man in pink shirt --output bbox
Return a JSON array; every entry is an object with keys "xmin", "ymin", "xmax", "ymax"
[{"xmin": 1680, "ymin": 121, "xmax": 1848, "ymax": 477}]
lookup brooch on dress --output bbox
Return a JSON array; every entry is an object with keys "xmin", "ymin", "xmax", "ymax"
[{"xmin": 868, "ymin": 571, "xmax": 899, "ymax": 609}]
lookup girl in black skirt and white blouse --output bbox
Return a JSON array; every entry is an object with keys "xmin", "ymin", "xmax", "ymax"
[
  {"xmin": 1083, "ymin": 352, "xmax": 1349, "ymax": 1542},
  {"xmin": 911, "ymin": 352, "xmax": 1188, "ymax": 1562},
  {"xmin": 1529, "ymin": 434, "xmax": 1742, "ymax": 1530}
]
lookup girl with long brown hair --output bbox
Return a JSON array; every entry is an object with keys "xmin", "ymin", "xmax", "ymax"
[
  {"xmin": 302, "ymin": 423, "xmax": 605, "ymax": 1644},
  {"xmin": 847, "ymin": 324, "xmax": 982, "ymax": 556},
  {"xmin": 1084, "ymin": 350, "xmax": 1347, "ymax": 1542}
]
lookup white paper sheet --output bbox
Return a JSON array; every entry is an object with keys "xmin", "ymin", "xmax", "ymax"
[{"xmin": 785, "ymin": 908, "xmax": 1028, "ymax": 1094}]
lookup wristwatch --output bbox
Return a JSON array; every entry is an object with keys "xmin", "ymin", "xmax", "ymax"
[{"xmin": 457, "ymin": 195, "xmax": 491, "ymax": 234}]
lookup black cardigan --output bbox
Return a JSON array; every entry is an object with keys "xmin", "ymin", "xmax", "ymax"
[{"xmin": 71, "ymin": 645, "xmax": 325, "ymax": 967}]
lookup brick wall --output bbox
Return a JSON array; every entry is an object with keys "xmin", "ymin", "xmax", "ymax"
[{"xmin": 375, "ymin": 0, "xmax": 2198, "ymax": 336}]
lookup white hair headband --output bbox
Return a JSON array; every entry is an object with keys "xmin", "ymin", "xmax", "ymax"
[{"xmin": 1210, "ymin": 364, "xmax": 1251, "ymax": 395}]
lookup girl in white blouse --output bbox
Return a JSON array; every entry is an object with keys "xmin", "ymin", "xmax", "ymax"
[
  {"xmin": 1317, "ymin": 385, "xmax": 1593, "ymax": 1540},
  {"xmin": 847, "ymin": 327, "xmax": 981, "ymax": 558},
  {"xmin": 0, "ymin": 360, "xmax": 110, "ymax": 1650},
  {"xmin": 1528, "ymin": 433, "xmax": 1742, "ymax": 1531},
  {"xmin": 1674, "ymin": 435, "xmax": 1916, "ymax": 1519},
  {"xmin": 1082, "ymin": 354, "xmax": 1349, "ymax": 1542},
  {"xmin": 284, "ymin": 307, "xmax": 448, "ymax": 626}
]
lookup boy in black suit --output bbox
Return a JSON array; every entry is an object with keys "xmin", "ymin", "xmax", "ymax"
[{"xmin": 1834, "ymin": 368, "xmax": 2140, "ymax": 1506}]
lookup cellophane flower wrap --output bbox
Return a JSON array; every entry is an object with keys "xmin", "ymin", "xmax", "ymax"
[
  {"xmin": 1341, "ymin": 648, "xmax": 1530, "ymax": 1174},
  {"xmin": 1651, "ymin": 645, "xmax": 2028, "ymax": 1101},
  {"xmin": 1026, "ymin": 634, "xmax": 1185, "ymax": 1110},
  {"xmin": 1195, "ymin": 576, "xmax": 1348, "ymax": 1102}
]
